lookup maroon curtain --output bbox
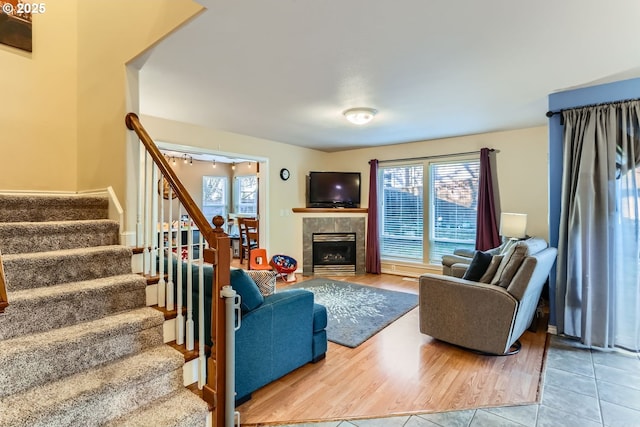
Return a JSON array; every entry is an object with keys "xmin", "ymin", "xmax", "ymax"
[
  {"xmin": 475, "ymin": 148, "xmax": 501, "ymax": 250},
  {"xmin": 366, "ymin": 159, "xmax": 381, "ymax": 274}
]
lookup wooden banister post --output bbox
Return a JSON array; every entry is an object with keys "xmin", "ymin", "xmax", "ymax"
[
  {"xmin": 203, "ymin": 216, "xmax": 230, "ymax": 424},
  {"xmin": 0, "ymin": 251, "xmax": 8, "ymax": 313}
]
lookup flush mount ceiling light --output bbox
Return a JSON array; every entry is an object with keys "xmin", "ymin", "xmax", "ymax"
[{"xmin": 343, "ymin": 107, "xmax": 378, "ymax": 125}]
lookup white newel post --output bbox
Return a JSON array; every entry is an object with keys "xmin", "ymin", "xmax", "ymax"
[{"xmin": 221, "ymin": 285, "xmax": 241, "ymax": 427}]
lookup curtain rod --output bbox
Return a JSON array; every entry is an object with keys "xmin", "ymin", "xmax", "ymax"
[
  {"xmin": 545, "ymin": 97, "xmax": 640, "ymax": 121},
  {"xmin": 372, "ymin": 149, "xmax": 494, "ymax": 165}
]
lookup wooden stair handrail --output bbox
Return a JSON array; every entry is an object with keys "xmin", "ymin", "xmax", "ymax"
[
  {"xmin": 126, "ymin": 112, "xmax": 229, "ymax": 425},
  {"xmin": 0, "ymin": 251, "xmax": 8, "ymax": 313},
  {"xmin": 126, "ymin": 113, "xmax": 215, "ymax": 244}
]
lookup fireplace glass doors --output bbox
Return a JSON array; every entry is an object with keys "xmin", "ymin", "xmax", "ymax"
[{"xmin": 312, "ymin": 232, "xmax": 356, "ymax": 275}]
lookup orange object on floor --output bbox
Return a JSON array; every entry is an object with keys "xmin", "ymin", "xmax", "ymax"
[{"xmin": 249, "ymin": 248, "xmax": 273, "ymax": 271}]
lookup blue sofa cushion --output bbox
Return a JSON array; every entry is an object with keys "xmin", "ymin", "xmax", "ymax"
[
  {"xmin": 231, "ymin": 269, "xmax": 264, "ymax": 313},
  {"xmin": 312, "ymin": 303, "xmax": 327, "ymax": 332}
]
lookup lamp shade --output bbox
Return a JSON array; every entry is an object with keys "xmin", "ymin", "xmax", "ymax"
[{"xmin": 500, "ymin": 212, "xmax": 527, "ymax": 239}]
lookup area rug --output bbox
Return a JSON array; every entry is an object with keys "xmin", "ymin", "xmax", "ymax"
[{"xmin": 290, "ymin": 278, "xmax": 418, "ymax": 347}]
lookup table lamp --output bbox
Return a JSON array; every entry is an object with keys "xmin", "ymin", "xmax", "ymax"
[{"xmin": 500, "ymin": 212, "xmax": 527, "ymax": 252}]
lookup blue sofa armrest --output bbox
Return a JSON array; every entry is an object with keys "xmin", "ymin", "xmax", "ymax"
[{"xmin": 235, "ymin": 289, "xmax": 314, "ymax": 400}]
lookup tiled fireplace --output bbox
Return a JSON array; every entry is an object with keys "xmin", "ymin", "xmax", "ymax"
[{"xmin": 303, "ymin": 217, "xmax": 365, "ymax": 275}]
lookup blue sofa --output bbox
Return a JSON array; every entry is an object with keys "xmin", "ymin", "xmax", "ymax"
[{"xmin": 161, "ymin": 257, "xmax": 328, "ymax": 403}]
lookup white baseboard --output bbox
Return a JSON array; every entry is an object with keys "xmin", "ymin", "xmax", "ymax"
[{"xmin": 547, "ymin": 325, "xmax": 558, "ymax": 335}]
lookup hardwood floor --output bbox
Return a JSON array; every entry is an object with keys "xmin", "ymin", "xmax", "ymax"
[{"xmin": 236, "ymin": 272, "xmax": 549, "ymax": 426}]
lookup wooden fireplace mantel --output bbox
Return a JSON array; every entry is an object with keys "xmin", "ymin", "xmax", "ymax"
[{"xmin": 292, "ymin": 208, "xmax": 368, "ymax": 213}]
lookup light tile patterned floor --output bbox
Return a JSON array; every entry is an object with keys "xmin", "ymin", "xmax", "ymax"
[{"xmin": 275, "ymin": 336, "xmax": 640, "ymax": 427}]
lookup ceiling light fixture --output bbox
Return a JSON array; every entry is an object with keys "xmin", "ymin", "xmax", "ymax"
[
  {"xmin": 231, "ymin": 162, "xmax": 236, "ymax": 170},
  {"xmin": 212, "ymin": 159, "xmax": 217, "ymax": 168},
  {"xmin": 343, "ymin": 107, "xmax": 378, "ymax": 125}
]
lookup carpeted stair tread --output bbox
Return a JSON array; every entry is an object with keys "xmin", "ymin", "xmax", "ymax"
[
  {"xmin": 105, "ymin": 389, "xmax": 209, "ymax": 427},
  {"xmin": 0, "ymin": 273, "xmax": 147, "ymax": 340},
  {"xmin": 0, "ymin": 193, "xmax": 209, "ymax": 426},
  {"xmin": 0, "ymin": 346, "xmax": 186, "ymax": 427},
  {"xmin": 0, "ymin": 193, "xmax": 109, "ymax": 222},
  {"xmin": 0, "ymin": 219, "xmax": 120, "ymax": 254},
  {"xmin": 2, "ymin": 245, "xmax": 132, "ymax": 291},
  {"xmin": 0, "ymin": 307, "xmax": 164, "ymax": 397}
]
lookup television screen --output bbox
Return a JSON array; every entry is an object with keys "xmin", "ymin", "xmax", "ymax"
[{"xmin": 308, "ymin": 171, "xmax": 361, "ymax": 208}]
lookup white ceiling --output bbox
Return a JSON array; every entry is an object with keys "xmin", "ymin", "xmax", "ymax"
[{"xmin": 140, "ymin": 0, "xmax": 640, "ymax": 153}]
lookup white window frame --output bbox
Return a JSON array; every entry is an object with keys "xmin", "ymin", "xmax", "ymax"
[
  {"xmin": 202, "ymin": 175, "xmax": 229, "ymax": 223},
  {"xmin": 233, "ymin": 175, "xmax": 258, "ymax": 215},
  {"xmin": 379, "ymin": 163, "xmax": 424, "ymax": 261},
  {"xmin": 428, "ymin": 158, "xmax": 480, "ymax": 264},
  {"xmin": 378, "ymin": 156, "xmax": 480, "ymax": 265}
]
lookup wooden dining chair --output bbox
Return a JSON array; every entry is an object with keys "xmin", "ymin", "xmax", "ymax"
[{"xmin": 239, "ymin": 217, "xmax": 258, "ymax": 264}]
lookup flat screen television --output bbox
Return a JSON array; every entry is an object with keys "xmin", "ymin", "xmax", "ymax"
[{"xmin": 307, "ymin": 171, "xmax": 361, "ymax": 208}]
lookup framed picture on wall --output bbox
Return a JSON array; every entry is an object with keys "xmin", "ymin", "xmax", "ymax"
[{"xmin": 0, "ymin": 1, "xmax": 35, "ymax": 52}]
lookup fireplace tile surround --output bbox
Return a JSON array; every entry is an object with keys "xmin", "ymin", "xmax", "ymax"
[{"xmin": 303, "ymin": 217, "xmax": 365, "ymax": 275}]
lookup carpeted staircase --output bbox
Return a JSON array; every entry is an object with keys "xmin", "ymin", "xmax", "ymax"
[{"xmin": 0, "ymin": 193, "xmax": 209, "ymax": 427}]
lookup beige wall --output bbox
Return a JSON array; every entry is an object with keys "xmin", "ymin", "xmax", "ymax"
[
  {"xmin": 330, "ymin": 126, "xmax": 549, "ymax": 238},
  {"xmin": 165, "ymin": 158, "xmax": 258, "ymax": 222},
  {"xmin": 76, "ymin": 0, "xmax": 203, "ymax": 202},
  {"xmin": 0, "ymin": 1, "xmax": 79, "ymax": 190},
  {"xmin": 0, "ymin": 2, "xmax": 549, "ymax": 275},
  {"xmin": 161, "ymin": 158, "xmax": 234, "ymax": 222},
  {"xmin": 141, "ymin": 115, "xmax": 330, "ymax": 261},
  {"xmin": 142, "ymin": 116, "xmax": 548, "ymax": 271},
  {"xmin": 328, "ymin": 126, "xmax": 549, "ymax": 274},
  {"xmin": 0, "ymin": 0, "xmax": 202, "ymax": 198}
]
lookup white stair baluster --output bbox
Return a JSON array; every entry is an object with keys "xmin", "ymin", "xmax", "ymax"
[
  {"xmin": 176, "ymin": 204, "xmax": 185, "ymax": 345},
  {"xmin": 186, "ymin": 220, "xmax": 194, "ymax": 351},
  {"xmin": 198, "ymin": 232, "xmax": 206, "ymax": 388},
  {"xmin": 156, "ymin": 168, "xmax": 165, "ymax": 308},
  {"xmin": 166, "ymin": 185, "xmax": 175, "ymax": 311},
  {"xmin": 136, "ymin": 144, "xmax": 145, "ymax": 249}
]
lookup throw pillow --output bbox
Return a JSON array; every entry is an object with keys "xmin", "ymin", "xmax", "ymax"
[
  {"xmin": 246, "ymin": 270, "xmax": 277, "ymax": 296},
  {"xmin": 479, "ymin": 255, "xmax": 504, "ymax": 283},
  {"xmin": 462, "ymin": 250, "xmax": 493, "ymax": 282},
  {"xmin": 490, "ymin": 242, "xmax": 529, "ymax": 288},
  {"xmin": 230, "ymin": 269, "xmax": 264, "ymax": 313}
]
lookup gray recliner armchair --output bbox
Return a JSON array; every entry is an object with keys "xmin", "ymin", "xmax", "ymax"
[{"xmin": 420, "ymin": 238, "xmax": 557, "ymax": 355}]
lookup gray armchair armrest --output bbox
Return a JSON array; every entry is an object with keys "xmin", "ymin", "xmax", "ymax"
[
  {"xmin": 441, "ymin": 254, "xmax": 473, "ymax": 276},
  {"xmin": 453, "ymin": 248, "xmax": 476, "ymax": 258},
  {"xmin": 450, "ymin": 263, "xmax": 469, "ymax": 278},
  {"xmin": 419, "ymin": 273, "xmax": 518, "ymax": 355}
]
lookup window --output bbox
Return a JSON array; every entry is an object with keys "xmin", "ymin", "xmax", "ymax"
[
  {"xmin": 380, "ymin": 164, "xmax": 424, "ymax": 260},
  {"xmin": 202, "ymin": 176, "xmax": 228, "ymax": 222},
  {"xmin": 233, "ymin": 175, "xmax": 258, "ymax": 215},
  {"xmin": 379, "ymin": 157, "xmax": 480, "ymax": 265},
  {"xmin": 429, "ymin": 160, "xmax": 480, "ymax": 263}
]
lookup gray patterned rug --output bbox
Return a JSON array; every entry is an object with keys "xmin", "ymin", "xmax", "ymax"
[{"xmin": 290, "ymin": 279, "xmax": 418, "ymax": 348}]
